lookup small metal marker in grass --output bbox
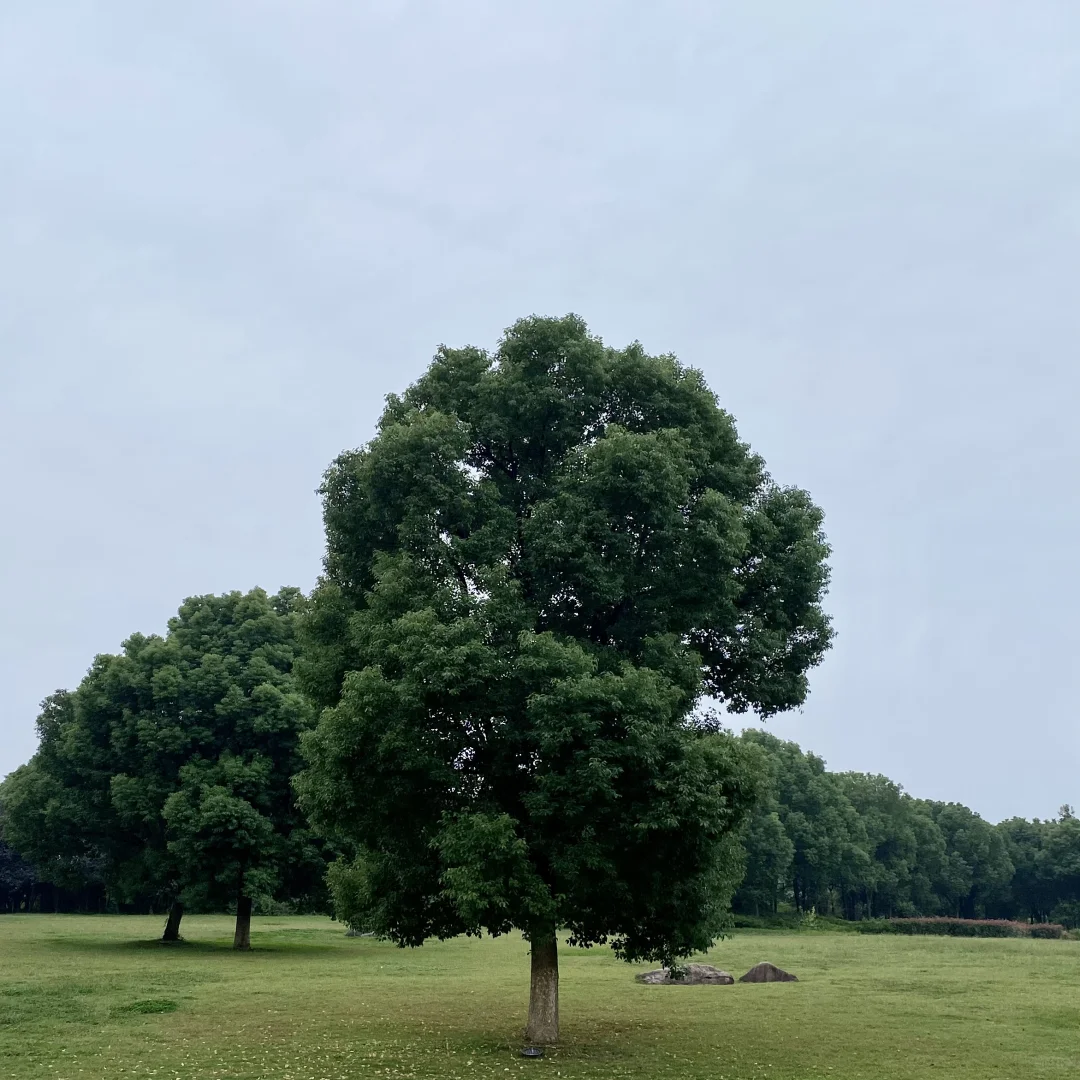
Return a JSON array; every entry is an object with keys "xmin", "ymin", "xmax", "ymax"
[{"xmin": 520, "ymin": 1047, "xmax": 545, "ymax": 1059}]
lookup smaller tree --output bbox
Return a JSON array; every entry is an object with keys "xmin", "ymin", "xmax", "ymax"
[
  {"xmin": 838, "ymin": 773, "xmax": 920, "ymax": 919},
  {"xmin": 923, "ymin": 802, "xmax": 1014, "ymax": 918},
  {"xmin": 2, "ymin": 587, "xmax": 324, "ymax": 945},
  {"xmin": 1038, "ymin": 814, "xmax": 1080, "ymax": 927},
  {"xmin": 155, "ymin": 589, "xmax": 322, "ymax": 948},
  {"xmin": 741, "ymin": 732, "xmax": 866, "ymax": 915},
  {"xmin": 162, "ymin": 727, "xmax": 322, "ymax": 948},
  {"xmin": 905, "ymin": 805, "xmax": 948, "ymax": 916},
  {"xmin": 734, "ymin": 807, "xmax": 794, "ymax": 916},
  {"xmin": 998, "ymin": 817, "xmax": 1053, "ymax": 922}
]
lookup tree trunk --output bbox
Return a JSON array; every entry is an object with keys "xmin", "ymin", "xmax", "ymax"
[
  {"xmin": 525, "ymin": 929, "xmax": 559, "ymax": 1046},
  {"xmin": 233, "ymin": 895, "xmax": 252, "ymax": 950},
  {"xmin": 162, "ymin": 901, "xmax": 184, "ymax": 942}
]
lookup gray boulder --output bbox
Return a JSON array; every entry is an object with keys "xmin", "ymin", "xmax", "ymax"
[
  {"xmin": 739, "ymin": 961, "xmax": 798, "ymax": 983},
  {"xmin": 636, "ymin": 963, "xmax": 735, "ymax": 985}
]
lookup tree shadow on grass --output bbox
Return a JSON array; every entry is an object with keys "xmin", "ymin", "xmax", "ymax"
[{"xmin": 40, "ymin": 934, "xmax": 341, "ymax": 957}]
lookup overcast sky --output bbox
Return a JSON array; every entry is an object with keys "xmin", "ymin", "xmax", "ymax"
[{"xmin": 2, "ymin": 2, "xmax": 1077, "ymax": 822}]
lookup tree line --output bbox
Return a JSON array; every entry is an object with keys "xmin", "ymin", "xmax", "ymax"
[
  {"xmin": 8, "ymin": 705, "xmax": 1076, "ymax": 931},
  {"xmin": 734, "ymin": 729, "xmax": 1080, "ymax": 927}
]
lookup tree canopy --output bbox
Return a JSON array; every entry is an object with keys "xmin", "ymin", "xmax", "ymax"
[
  {"xmin": 296, "ymin": 314, "xmax": 833, "ymax": 1043},
  {"xmin": 0, "ymin": 588, "xmax": 325, "ymax": 946}
]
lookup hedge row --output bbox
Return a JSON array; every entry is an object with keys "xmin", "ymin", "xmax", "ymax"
[
  {"xmin": 731, "ymin": 913, "xmax": 862, "ymax": 932},
  {"xmin": 857, "ymin": 917, "xmax": 1067, "ymax": 939}
]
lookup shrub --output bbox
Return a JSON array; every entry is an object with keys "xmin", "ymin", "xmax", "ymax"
[
  {"xmin": 731, "ymin": 913, "xmax": 803, "ymax": 930},
  {"xmin": 1029, "ymin": 923, "xmax": 1069, "ymax": 940},
  {"xmin": 857, "ymin": 917, "xmax": 1066, "ymax": 939},
  {"xmin": 730, "ymin": 912, "xmax": 861, "ymax": 932},
  {"xmin": 252, "ymin": 895, "xmax": 295, "ymax": 917},
  {"xmin": 855, "ymin": 919, "xmax": 892, "ymax": 934}
]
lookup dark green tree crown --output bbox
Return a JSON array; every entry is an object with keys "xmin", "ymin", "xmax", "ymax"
[
  {"xmin": 297, "ymin": 315, "xmax": 831, "ymax": 961},
  {"xmin": 1, "ymin": 588, "xmax": 324, "ymax": 912},
  {"xmin": 306, "ymin": 314, "xmax": 831, "ymax": 713}
]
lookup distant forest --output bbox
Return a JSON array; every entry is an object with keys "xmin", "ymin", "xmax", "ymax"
[
  {"xmin": 734, "ymin": 730, "xmax": 1080, "ymax": 926},
  {"xmin": 5, "ymin": 725, "xmax": 1077, "ymax": 927}
]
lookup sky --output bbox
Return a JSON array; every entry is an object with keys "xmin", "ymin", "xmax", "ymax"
[{"xmin": 2, "ymin": 1, "xmax": 1077, "ymax": 823}]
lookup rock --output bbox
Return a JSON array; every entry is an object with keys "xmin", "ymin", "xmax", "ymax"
[
  {"xmin": 636, "ymin": 963, "xmax": 735, "ymax": 985},
  {"xmin": 739, "ymin": 962, "xmax": 798, "ymax": 983}
]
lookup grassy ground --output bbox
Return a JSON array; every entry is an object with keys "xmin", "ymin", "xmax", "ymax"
[{"xmin": 1, "ymin": 915, "xmax": 1078, "ymax": 1080}]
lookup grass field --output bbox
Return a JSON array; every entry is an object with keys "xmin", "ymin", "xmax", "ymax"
[{"xmin": 1, "ymin": 915, "xmax": 1078, "ymax": 1080}]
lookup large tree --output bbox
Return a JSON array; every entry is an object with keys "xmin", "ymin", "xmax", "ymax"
[
  {"xmin": 296, "ymin": 315, "xmax": 832, "ymax": 1044},
  {"xmin": 2, "ymin": 588, "xmax": 324, "ymax": 945}
]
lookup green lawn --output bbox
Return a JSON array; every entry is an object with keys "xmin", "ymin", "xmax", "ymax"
[{"xmin": 1, "ymin": 915, "xmax": 1078, "ymax": 1079}]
